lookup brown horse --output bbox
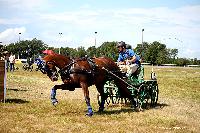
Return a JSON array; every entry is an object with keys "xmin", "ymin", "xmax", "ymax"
[{"xmin": 41, "ymin": 54, "xmax": 136, "ymax": 116}]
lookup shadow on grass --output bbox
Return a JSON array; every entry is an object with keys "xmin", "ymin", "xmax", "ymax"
[
  {"xmin": 95, "ymin": 108, "xmax": 134, "ymax": 115},
  {"xmin": 142, "ymin": 102, "xmax": 170, "ymax": 110},
  {"xmin": 95, "ymin": 102, "xmax": 169, "ymax": 115},
  {"xmin": 7, "ymin": 88, "xmax": 28, "ymax": 92},
  {"xmin": 5, "ymin": 98, "xmax": 29, "ymax": 104},
  {"xmin": 154, "ymin": 102, "xmax": 169, "ymax": 109}
]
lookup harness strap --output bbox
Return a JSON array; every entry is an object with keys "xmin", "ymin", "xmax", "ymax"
[
  {"xmin": 58, "ymin": 58, "xmax": 96, "ymax": 78},
  {"xmin": 58, "ymin": 59, "xmax": 76, "ymax": 77},
  {"xmin": 87, "ymin": 58, "xmax": 96, "ymax": 71}
]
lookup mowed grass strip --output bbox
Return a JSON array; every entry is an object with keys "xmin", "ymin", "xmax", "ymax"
[{"xmin": 0, "ymin": 64, "xmax": 200, "ymax": 133}]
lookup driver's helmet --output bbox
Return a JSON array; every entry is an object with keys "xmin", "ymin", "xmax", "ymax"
[{"xmin": 116, "ymin": 41, "xmax": 126, "ymax": 48}]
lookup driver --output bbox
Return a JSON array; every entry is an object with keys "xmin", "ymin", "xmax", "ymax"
[{"xmin": 117, "ymin": 41, "xmax": 141, "ymax": 76}]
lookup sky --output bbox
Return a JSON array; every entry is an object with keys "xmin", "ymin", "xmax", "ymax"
[{"xmin": 0, "ymin": 0, "xmax": 200, "ymax": 59}]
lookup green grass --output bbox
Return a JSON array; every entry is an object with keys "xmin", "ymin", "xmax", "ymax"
[
  {"xmin": 0, "ymin": 64, "xmax": 200, "ymax": 133},
  {"xmin": 153, "ymin": 66, "xmax": 200, "ymax": 102}
]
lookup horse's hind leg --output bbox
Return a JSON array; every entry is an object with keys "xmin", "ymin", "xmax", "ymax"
[
  {"xmin": 80, "ymin": 82, "xmax": 93, "ymax": 116},
  {"xmin": 96, "ymin": 83, "xmax": 106, "ymax": 112}
]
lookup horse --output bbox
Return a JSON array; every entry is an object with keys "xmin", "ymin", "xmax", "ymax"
[{"xmin": 40, "ymin": 54, "xmax": 137, "ymax": 116}]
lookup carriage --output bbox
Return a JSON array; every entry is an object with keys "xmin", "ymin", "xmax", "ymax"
[{"xmin": 97, "ymin": 64, "xmax": 159, "ymax": 110}]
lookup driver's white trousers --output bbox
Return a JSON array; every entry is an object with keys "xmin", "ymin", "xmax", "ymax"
[{"xmin": 118, "ymin": 63, "xmax": 139, "ymax": 76}]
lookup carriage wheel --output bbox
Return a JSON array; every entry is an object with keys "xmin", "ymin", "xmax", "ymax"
[
  {"xmin": 97, "ymin": 90, "xmax": 117, "ymax": 106},
  {"xmin": 97, "ymin": 81, "xmax": 116, "ymax": 106},
  {"xmin": 22, "ymin": 64, "xmax": 27, "ymax": 70},
  {"xmin": 144, "ymin": 84, "xmax": 152, "ymax": 109},
  {"xmin": 97, "ymin": 87, "xmax": 114, "ymax": 106},
  {"xmin": 137, "ymin": 84, "xmax": 150, "ymax": 109},
  {"xmin": 104, "ymin": 81, "xmax": 119, "ymax": 105},
  {"xmin": 22, "ymin": 65, "xmax": 26, "ymax": 71},
  {"xmin": 150, "ymin": 83, "xmax": 159, "ymax": 107},
  {"xmin": 30, "ymin": 66, "xmax": 33, "ymax": 72}
]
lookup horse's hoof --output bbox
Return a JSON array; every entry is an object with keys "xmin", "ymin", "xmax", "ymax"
[
  {"xmin": 135, "ymin": 107, "xmax": 142, "ymax": 112},
  {"xmin": 86, "ymin": 112, "xmax": 93, "ymax": 117},
  {"xmin": 98, "ymin": 110, "xmax": 103, "ymax": 113},
  {"xmin": 98, "ymin": 107, "xmax": 104, "ymax": 112},
  {"xmin": 53, "ymin": 101, "xmax": 58, "ymax": 106},
  {"xmin": 51, "ymin": 99, "xmax": 58, "ymax": 106}
]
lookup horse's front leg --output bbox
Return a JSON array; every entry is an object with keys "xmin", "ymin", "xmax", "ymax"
[
  {"xmin": 80, "ymin": 82, "xmax": 93, "ymax": 116},
  {"xmin": 50, "ymin": 85, "xmax": 62, "ymax": 106}
]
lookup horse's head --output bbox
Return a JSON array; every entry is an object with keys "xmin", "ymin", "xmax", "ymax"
[
  {"xmin": 44, "ymin": 60, "xmax": 59, "ymax": 82},
  {"xmin": 42, "ymin": 54, "xmax": 71, "ymax": 82},
  {"xmin": 42, "ymin": 55, "xmax": 60, "ymax": 82}
]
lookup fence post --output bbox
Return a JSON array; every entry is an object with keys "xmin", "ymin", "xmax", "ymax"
[{"xmin": 0, "ymin": 60, "xmax": 6, "ymax": 102}]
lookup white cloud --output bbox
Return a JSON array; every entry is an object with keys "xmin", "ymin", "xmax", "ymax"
[
  {"xmin": 0, "ymin": 18, "xmax": 29, "ymax": 25},
  {"xmin": 181, "ymin": 48, "xmax": 200, "ymax": 59},
  {"xmin": 0, "ymin": 27, "xmax": 26, "ymax": 44},
  {"xmin": 0, "ymin": 0, "xmax": 50, "ymax": 11},
  {"xmin": 38, "ymin": 5, "xmax": 200, "ymax": 32},
  {"xmin": 39, "ymin": 10, "xmax": 99, "ymax": 27},
  {"xmin": 80, "ymin": 4, "xmax": 91, "ymax": 9}
]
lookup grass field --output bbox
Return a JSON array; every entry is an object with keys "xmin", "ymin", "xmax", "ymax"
[{"xmin": 0, "ymin": 64, "xmax": 200, "ymax": 133}]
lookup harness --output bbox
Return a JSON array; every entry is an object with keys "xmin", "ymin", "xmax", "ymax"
[{"xmin": 58, "ymin": 57, "xmax": 97, "ymax": 79}]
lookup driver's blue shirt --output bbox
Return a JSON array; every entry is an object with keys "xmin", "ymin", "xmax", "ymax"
[{"xmin": 117, "ymin": 49, "xmax": 140, "ymax": 65}]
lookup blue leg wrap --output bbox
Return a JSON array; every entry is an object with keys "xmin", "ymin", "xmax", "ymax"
[
  {"xmin": 86, "ymin": 106, "xmax": 93, "ymax": 116},
  {"xmin": 51, "ymin": 88, "xmax": 58, "ymax": 106},
  {"xmin": 85, "ymin": 97, "xmax": 93, "ymax": 116}
]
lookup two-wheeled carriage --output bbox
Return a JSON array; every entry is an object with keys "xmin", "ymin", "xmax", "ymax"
[{"xmin": 98, "ymin": 65, "xmax": 159, "ymax": 110}]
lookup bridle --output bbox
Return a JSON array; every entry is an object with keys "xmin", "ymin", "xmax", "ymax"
[
  {"xmin": 37, "ymin": 60, "xmax": 59, "ymax": 81},
  {"xmin": 45, "ymin": 61, "xmax": 58, "ymax": 74}
]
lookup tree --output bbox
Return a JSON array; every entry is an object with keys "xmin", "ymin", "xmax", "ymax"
[
  {"xmin": 192, "ymin": 58, "xmax": 199, "ymax": 65},
  {"xmin": 175, "ymin": 58, "xmax": 190, "ymax": 66},
  {"xmin": 145, "ymin": 41, "xmax": 167, "ymax": 65},
  {"xmin": 76, "ymin": 46, "xmax": 86, "ymax": 57},
  {"xmin": 86, "ymin": 46, "xmax": 96, "ymax": 57},
  {"xmin": 169, "ymin": 49, "xmax": 178, "ymax": 59},
  {"xmin": 6, "ymin": 38, "xmax": 47, "ymax": 59},
  {"xmin": 96, "ymin": 41, "xmax": 118, "ymax": 60},
  {"xmin": 64, "ymin": 47, "xmax": 77, "ymax": 57},
  {"xmin": 156, "ymin": 50, "xmax": 168, "ymax": 65},
  {"xmin": 135, "ymin": 42, "xmax": 149, "ymax": 62},
  {"xmin": 0, "ymin": 44, "xmax": 7, "ymax": 58}
]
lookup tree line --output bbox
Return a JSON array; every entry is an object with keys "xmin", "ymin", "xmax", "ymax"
[{"xmin": 1, "ymin": 38, "xmax": 200, "ymax": 66}]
